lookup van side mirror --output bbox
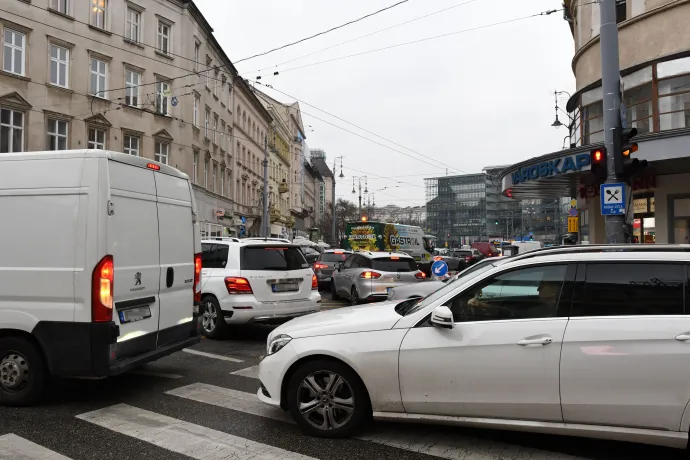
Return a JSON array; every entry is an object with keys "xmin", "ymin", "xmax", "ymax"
[{"xmin": 430, "ymin": 306, "xmax": 454, "ymax": 329}]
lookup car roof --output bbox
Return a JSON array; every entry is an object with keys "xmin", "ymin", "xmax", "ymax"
[
  {"xmin": 201, "ymin": 239, "xmax": 300, "ymax": 248},
  {"xmin": 322, "ymin": 249, "xmax": 352, "ymax": 253},
  {"xmin": 354, "ymin": 251, "xmax": 414, "ymax": 259}
]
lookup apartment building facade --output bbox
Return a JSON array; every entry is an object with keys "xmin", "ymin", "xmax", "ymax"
[{"xmin": 0, "ymin": 0, "xmax": 275, "ymax": 238}]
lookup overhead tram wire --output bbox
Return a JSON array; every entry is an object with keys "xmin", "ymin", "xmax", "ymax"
[
  {"xmin": 233, "ymin": 0, "xmax": 413, "ymax": 64},
  {"xmin": 247, "ymin": 0, "xmax": 483, "ymax": 74}
]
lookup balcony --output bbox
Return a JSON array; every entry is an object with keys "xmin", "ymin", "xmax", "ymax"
[
  {"xmin": 278, "ymin": 179, "xmax": 289, "ymax": 194},
  {"xmin": 270, "ymin": 206, "xmax": 281, "ymax": 223}
]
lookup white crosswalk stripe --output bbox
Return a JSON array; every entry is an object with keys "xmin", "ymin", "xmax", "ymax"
[
  {"xmin": 76, "ymin": 404, "xmax": 318, "ymax": 460},
  {"xmin": 0, "ymin": 434, "xmax": 72, "ymax": 460},
  {"xmin": 166, "ymin": 382, "xmax": 587, "ymax": 460},
  {"xmin": 231, "ymin": 365, "xmax": 259, "ymax": 379},
  {"xmin": 182, "ymin": 348, "xmax": 244, "ymax": 362}
]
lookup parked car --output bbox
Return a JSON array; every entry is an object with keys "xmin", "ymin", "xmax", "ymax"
[
  {"xmin": 0, "ymin": 150, "xmax": 202, "ymax": 406},
  {"xmin": 331, "ymin": 252, "xmax": 425, "ymax": 305},
  {"xmin": 471, "ymin": 241, "xmax": 500, "ymax": 258},
  {"xmin": 199, "ymin": 240, "xmax": 321, "ymax": 338},
  {"xmin": 388, "ymin": 256, "xmax": 504, "ymax": 301},
  {"xmin": 258, "ymin": 245, "xmax": 690, "ymax": 449},
  {"xmin": 452, "ymin": 248, "xmax": 484, "ymax": 266},
  {"xmin": 313, "ymin": 250, "xmax": 353, "ymax": 289}
]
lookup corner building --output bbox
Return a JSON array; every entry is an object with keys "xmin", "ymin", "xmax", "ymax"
[{"xmin": 501, "ymin": 0, "xmax": 690, "ymax": 244}]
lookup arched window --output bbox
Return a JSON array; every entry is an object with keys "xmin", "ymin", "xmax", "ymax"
[{"xmin": 236, "ymin": 105, "xmax": 241, "ymax": 122}]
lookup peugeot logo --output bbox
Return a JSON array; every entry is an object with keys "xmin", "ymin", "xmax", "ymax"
[
  {"xmin": 285, "ymin": 271, "xmax": 289, "ymax": 278},
  {"xmin": 134, "ymin": 272, "xmax": 142, "ymax": 286}
]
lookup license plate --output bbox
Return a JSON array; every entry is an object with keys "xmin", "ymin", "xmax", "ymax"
[
  {"xmin": 119, "ymin": 306, "xmax": 152, "ymax": 324},
  {"xmin": 272, "ymin": 283, "xmax": 298, "ymax": 292}
]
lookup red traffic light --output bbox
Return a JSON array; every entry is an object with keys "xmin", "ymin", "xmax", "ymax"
[{"xmin": 591, "ymin": 148, "xmax": 605, "ymax": 163}]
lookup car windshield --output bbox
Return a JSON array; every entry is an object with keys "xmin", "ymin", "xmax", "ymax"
[
  {"xmin": 397, "ymin": 258, "xmax": 504, "ymax": 316},
  {"xmin": 320, "ymin": 253, "xmax": 349, "ymax": 262},
  {"xmin": 372, "ymin": 257, "xmax": 417, "ymax": 272},
  {"xmin": 241, "ymin": 246, "xmax": 309, "ymax": 271}
]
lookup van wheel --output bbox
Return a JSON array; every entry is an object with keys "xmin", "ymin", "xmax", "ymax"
[
  {"xmin": 202, "ymin": 296, "xmax": 226, "ymax": 339},
  {"xmin": 331, "ymin": 281, "xmax": 340, "ymax": 300},
  {"xmin": 286, "ymin": 359, "xmax": 371, "ymax": 438},
  {"xmin": 350, "ymin": 287, "xmax": 360, "ymax": 306},
  {"xmin": 0, "ymin": 337, "xmax": 45, "ymax": 406}
]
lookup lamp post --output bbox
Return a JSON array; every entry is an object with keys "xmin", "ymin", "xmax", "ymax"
[
  {"xmin": 352, "ymin": 176, "xmax": 368, "ymax": 218},
  {"xmin": 331, "ymin": 156, "xmax": 344, "ymax": 246},
  {"xmin": 551, "ymin": 90, "xmax": 575, "ymax": 149}
]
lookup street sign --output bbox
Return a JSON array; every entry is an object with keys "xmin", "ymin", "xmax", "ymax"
[
  {"xmin": 431, "ymin": 260, "xmax": 448, "ymax": 277},
  {"xmin": 600, "ymin": 183, "xmax": 626, "ymax": 215},
  {"xmin": 171, "ymin": 96, "xmax": 179, "ymax": 107},
  {"xmin": 568, "ymin": 217, "xmax": 579, "ymax": 233},
  {"xmin": 568, "ymin": 207, "xmax": 579, "ymax": 217}
]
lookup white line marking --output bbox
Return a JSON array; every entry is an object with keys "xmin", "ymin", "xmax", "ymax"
[
  {"xmin": 130, "ymin": 370, "xmax": 183, "ymax": 379},
  {"xmin": 0, "ymin": 434, "xmax": 72, "ymax": 460},
  {"xmin": 230, "ymin": 365, "xmax": 259, "ymax": 379},
  {"xmin": 182, "ymin": 348, "xmax": 243, "ymax": 363},
  {"xmin": 76, "ymin": 404, "xmax": 317, "ymax": 460},
  {"xmin": 167, "ymin": 383, "xmax": 586, "ymax": 460}
]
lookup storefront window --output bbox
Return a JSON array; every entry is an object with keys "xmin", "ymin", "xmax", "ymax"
[
  {"xmin": 632, "ymin": 194, "xmax": 655, "ymax": 243},
  {"xmin": 671, "ymin": 197, "xmax": 690, "ymax": 244},
  {"xmin": 658, "ymin": 74, "xmax": 690, "ymax": 131}
]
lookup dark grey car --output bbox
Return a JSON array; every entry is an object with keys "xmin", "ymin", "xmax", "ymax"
[{"xmin": 313, "ymin": 249, "xmax": 352, "ymax": 289}]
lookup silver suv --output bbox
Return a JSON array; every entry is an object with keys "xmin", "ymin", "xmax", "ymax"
[{"xmin": 331, "ymin": 251, "xmax": 425, "ymax": 305}]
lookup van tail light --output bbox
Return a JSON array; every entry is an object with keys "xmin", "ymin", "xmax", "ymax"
[
  {"xmin": 311, "ymin": 274, "xmax": 318, "ymax": 290},
  {"xmin": 360, "ymin": 271, "xmax": 381, "ymax": 279},
  {"xmin": 415, "ymin": 271, "xmax": 426, "ymax": 279},
  {"xmin": 225, "ymin": 277, "xmax": 253, "ymax": 294},
  {"xmin": 313, "ymin": 263, "xmax": 328, "ymax": 270},
  {"xmin": 194, "ymin": 253, "xmax": 202, "ymax": 303},
  {"xmin": 92, "ymin": 255, "xmax": 114, "ymax": 322}
]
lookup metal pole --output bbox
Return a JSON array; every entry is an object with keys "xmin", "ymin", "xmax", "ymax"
[
  {"xmin": 331, "ymin": 159, "xmax": 337, "ymax": 246},
  {"xmin": 358, "ymin": 181, "xmax": 362, "ymax": 217},
  {"xmin": 262, "ymin": 134, "xmax": 269, "ymax": 237},
  {"xmin": 600, "ymin": 0, "xmax": 626, "ymax": 243}
]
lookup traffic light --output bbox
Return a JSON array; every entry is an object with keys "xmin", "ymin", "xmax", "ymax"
[
  {"xmin": 590, "ymin": 147, "xmax": 606, "ymax": 180},
  {"xmin": 361, "ymin": 216, "xmax": 368, "ymax": 222},
  {"xmin": 618, "ymin": 127, "xmax": 647, "ymax": 179},
  {"xmin": 495, "ymin": 220, "xmax": 499, "ymax": 225}
]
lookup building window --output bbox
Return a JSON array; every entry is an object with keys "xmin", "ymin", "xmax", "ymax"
[
  {"xmin": 125, "ymin": 69, "xmax": 140, "ymax": 107},
  {"xmin": 51, "ymin": 0, "xmax": 69, "ymax": 14},
  {"xmin": 90, "ymin": 0, "xmax": 107, "ymax": 29},
  {"xmin": 123, "ymin": 134, "xmax": 139, "ymax": 156},
  {"xmin": 213, "ymin": 116, "xmax": 218, "ymax": 145},
  {"xmin": 90, "ymin": 58, "xmax": 107, "ymax": 97},
  {"xmin": 157, "ymin": 20, "xmax": 170, "ymax": 55},
  {"xmin": 47, "ymin": 119, "xmax": 68, "ymax": 150},
  {"xmin": 194, "ymin": 43, "xmax": 200, "ymax": 72},
  {"xmin": 623, "ymin": 83, "xmax": 653, "ymax": 134},
  {"xmin": 214, "ymin": 71, "xmax": 219, "ymax": 98},
  {"xmin": 126, "ymin": 7, "xmax": 141, "ymax": 42},
  {"xmin": 221, "ymin": 79, "xmax": 225, "ymax": 103},
  {"xmin": 155, "ymin": 79, "xmax": 169, "ymax": 115},
  {"xmin": 3, "ymin": 29, "xmax": 25, "ymax": 76},
  {"xmin": 582, "ymin": 101, "xmax": 604, "ymax": 145},
  {"xmin": 204, "ymin": 159, "xmax": 208, "ymax": 188},
  {"xmin": 658, "ymin": 74, "xmax": 690, "ymax": 131},
  {"xmin": 193, "ymin": 151, "xmax": 198, "ymax": 184},
  {"xmin": 205, "ymin": 109, "xmax": 210, "ymax": 138},
  {"xmin": 155, "ymin": 141, "xmax": 169, "ymax": 164},
  {"xmin": 220, "ymin": 168, "xmax": 224, "ymax": 196},
  {"xmin": 88, "ymin": 127, "xmax": 106, "ymax": 149},
  {"xmin": 193, "ymin": 95, "xmax": 199, "ymax": 127},
  {"xmin": 212, "ymin": 163, "xmax": 217, "ymax": 192},
  {"xmin": 0, "ymin": 108, "xmax": 23, "ymax": 153},
  {"xmin": 49, "ymin": 44, "xmax": 69, "ymax": 88}
]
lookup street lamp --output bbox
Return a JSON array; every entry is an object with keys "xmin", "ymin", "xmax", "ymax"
[
  {"xmin": 352, "ymin": 176, "xmax": 368, "ymax": 219},
  {"xmin": 331, "ymin": 156, "xmax": 344, "ymax": 247},
  {"xmin": 551, "ymin": 90, "xmax": 575, "ymax": 149}
]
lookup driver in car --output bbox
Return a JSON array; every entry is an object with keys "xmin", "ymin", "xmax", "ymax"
[{"xmin": 465, "ymin": 280, "xmax": 561, "ymax": 319}]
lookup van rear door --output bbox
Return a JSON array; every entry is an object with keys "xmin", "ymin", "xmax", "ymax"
[
  {"xmin": 241, "ymin": 245, "xmax": 313, "ymax": 303},
  {"xmin": 107, "ymin": 161, "xmax": 161, "ymax": 359},
  {"xmin": 154, "ymin": 172, "xmax": 196, "ymax": 346}
]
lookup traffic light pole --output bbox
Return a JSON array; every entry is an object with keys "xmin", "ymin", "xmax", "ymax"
[{"xmin": 599, "ymin": 0, "xmax": 627, "ymax": 244}]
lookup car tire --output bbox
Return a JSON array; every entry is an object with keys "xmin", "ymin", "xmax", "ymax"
[
  {"xmin": 0, "ymin": 336, "xmax": 46, "ymax": 406},
  {"xmin": 331, "ymin": 281, "xmax": 340, "ymax": 300},
  {"xmin": 201, "ymin": 295, "xmax": 226, "ymax": 339},
  {"xmin": 350, "ymin": 287, "xmax": 360, "ymax": 306},
  {"xmin": 286, "ymin": 358, "xmax": 371, "ymax": 438}
]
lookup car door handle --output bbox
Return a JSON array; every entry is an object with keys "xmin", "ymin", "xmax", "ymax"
[
  {"xmin": 675, "ymin": 333, "xmax": 690, "ymax": 342},
  {"xmin": 517, "ymin": 337, "xmax": 553, "ymax": 346}
]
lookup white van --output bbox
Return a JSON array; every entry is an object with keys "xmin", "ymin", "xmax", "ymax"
[{"xmin": 0, "ymin": 150, "xmax": 202, "ymax": 406}]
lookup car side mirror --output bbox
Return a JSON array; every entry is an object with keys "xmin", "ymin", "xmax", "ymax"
[
  {"xmin": 430, "ymin": 306, "xmax": 454, "ymax": 329},
  {"xmin": 335, "ymin": 263, "xmax": 342, "ymax": 271}
]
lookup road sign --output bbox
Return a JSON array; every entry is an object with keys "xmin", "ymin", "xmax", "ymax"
[
  {"xmin": 600, "ymin": 183, "xmax": 626, "ymax": 215},
  {"xmin": 568, "ymin": 217, "xmax": 579, "ymax": 233},
  {"xmin": 431, "ymin": 260, "xmax": 448, "ymax": 277},
  {"xmin": 171, "ymin": 96, "xmax": 179, "ymax": 107},
  {"xmin": 570, "ymin": 199, "xmax": 577, "ymax": 207},
  {"xmin": 568, "ymin": 207, "xmax": 579, "ymax": 217}
]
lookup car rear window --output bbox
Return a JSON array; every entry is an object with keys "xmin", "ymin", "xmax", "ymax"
[
  {"xmin": 241, "ymin": 246, "xmax": 309, "ymax": 271},
  {"xmin": 372, "ymin": 257, "xmax": 417, "ymax": 272},
  {"xmin": 320, "ymin": 253, "xmax": 349, "ymax": 262},
  {"xmin": 454, "ymin": 250, "xmax": 472, "ymax": 256}
]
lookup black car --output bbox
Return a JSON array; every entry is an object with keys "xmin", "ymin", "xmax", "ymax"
[
  {"xmin": 313, "ymin": 249, "xmax": 353, "ymax": 289},
  {"xmin": 299, "ymin": 246, "xmax": 321, "ymax": 265},
  {"xmin": 452, "ymin": 249, "xmax": 483, "ymax": 266}
]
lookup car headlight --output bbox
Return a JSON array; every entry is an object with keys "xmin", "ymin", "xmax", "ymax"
[{"xmin": 267, "ymin": 334, "xmax": 292, "ymax": 356}]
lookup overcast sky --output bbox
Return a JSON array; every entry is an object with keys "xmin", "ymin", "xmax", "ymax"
[{"xmin": 194, "ymin": 0, "xmax": 575, "ymax": 207}]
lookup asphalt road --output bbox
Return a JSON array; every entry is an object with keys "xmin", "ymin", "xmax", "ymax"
[{"xmin": 0, "ymin": 291, "xmax": 686, "ymax": 460}]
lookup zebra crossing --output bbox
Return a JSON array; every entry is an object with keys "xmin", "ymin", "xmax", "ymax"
[{"xmin": 1, "ymin": 356, "xmax": 608, "ymax": 460}]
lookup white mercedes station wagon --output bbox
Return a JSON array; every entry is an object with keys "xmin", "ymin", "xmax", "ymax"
[{"xmin": 258, "ymin": 246, "xmax": 690, "ymax": 449}]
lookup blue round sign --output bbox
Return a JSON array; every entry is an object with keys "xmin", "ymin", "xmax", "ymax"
[
  {"xmin": 171, "ymin": 96, "xmax": 179, "ymax": 107},
  {"xmin": 431, "ymin": 260, "xmax": 448, "ymax": 277}
]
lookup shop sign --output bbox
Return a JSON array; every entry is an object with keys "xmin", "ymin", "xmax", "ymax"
[
  {"xmin": 214, "ymin": 208, "xmax": 225, "ymax": 218},
  {"xmin": 650, "ymin": 197, "xmax": 655, "ymax": 213},
  {"xmin": 568, "ymin": 217, "xmax": 579, "ymax": 233},
  {"xmin": 511, "ymin": 153, "xmax": 591, "ymax": 185},
  {"xmin": 633, "ymin": 198, "xmax": 648, "ymax": 213}
]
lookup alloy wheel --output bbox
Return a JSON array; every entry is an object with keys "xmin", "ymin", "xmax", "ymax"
[
  {"xmin": 202, "ymin": 301, "xmax": 217, "ymax": 333},
  {"xmin": 296, "ymin": 370, "xmax": 355, "ymax": 431},
  {"xmin": 0, "ymin": 351, "xmax": 30, "ymax": 393}
]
